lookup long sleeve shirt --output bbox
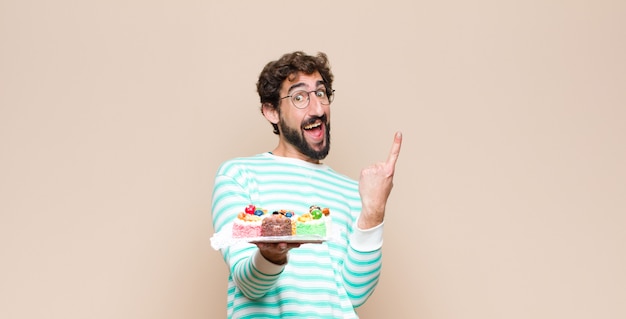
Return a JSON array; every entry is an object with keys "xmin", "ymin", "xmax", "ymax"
[{"xmin": 211, "ymin": 153, "xmax": 383, "ymax": 319}]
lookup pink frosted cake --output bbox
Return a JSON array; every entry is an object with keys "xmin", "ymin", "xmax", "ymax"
[
  {"xmin": 231, "ymin": 204, "xmax": 267, "ymax": 238},
  {"xmin": 232, "ymin": 212, "xmax": 262, "ymax": 238}
]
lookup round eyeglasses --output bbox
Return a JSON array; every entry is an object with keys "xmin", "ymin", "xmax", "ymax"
[{"xmin": 280, "ymin": 88, "xmax": 335, "ymax": 109}]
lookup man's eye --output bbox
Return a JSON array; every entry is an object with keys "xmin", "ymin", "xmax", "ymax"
[
  {"xmin": 293, "ymin": 93, "xmax": 305, "ymax": 102},
  {"xmin": 316, "ymin": 90, "xmax": 326, "ymax": 98}
]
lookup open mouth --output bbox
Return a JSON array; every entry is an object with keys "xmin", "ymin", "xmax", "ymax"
[{"xmin": 302, "ymin": 119, "xmax": 324, "ymax": 140}]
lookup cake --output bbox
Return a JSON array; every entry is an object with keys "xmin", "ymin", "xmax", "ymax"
[
  {"xmin": 295, "ymin": 206, "xmax": 330, "ymax": 237},
  {"xmin": 232, "ymin": 212, "xmax": 262, "ymax": 238},
  {"xmin": 231, "ymin": 204, "xmax": 267, "ymax": 238},
  {"xmin": 231, "ymin": 204, "xmax": 329, "ymax": 239},
  {"xmin": 274, "ymin": 209, "xmax": 297, "ymax": 235},
  {"xmin": 261, "ymin": 213, "xmax": 293, "ymax": 237}
]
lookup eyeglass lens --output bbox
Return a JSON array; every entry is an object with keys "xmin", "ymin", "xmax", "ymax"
[{"xmin": 291, "ymin": 89, "xmax": 333, "ymax": 108}]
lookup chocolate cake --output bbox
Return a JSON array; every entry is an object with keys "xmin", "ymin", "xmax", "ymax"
[{"xmin": 261, "ymin": 213, "xmax": 293, "ymax": 236}]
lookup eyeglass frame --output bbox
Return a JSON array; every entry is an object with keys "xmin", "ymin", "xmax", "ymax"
[{"xmin": 280, "ymin": 88, "xmax": 336, "ymax": 109}]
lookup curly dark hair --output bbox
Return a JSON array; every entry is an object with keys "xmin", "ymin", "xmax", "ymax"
[{"xmin": 256, "ymin": 51, "xmax": 334, "ymax": 134}]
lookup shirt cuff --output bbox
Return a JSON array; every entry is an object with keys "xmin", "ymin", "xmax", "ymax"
[
  {"xmin": 349, "ymin": 221, "xmax": 384, "ymax": 252},
  {"xmin": 252, "ymin": 249, "xmax": 287, "ymax": 275}
]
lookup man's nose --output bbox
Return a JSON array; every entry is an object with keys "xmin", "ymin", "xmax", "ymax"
[{"xmin": 307, "ymin": 92, "xmax": 325, "ymax": 114}]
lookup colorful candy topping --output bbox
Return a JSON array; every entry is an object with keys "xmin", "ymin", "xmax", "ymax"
[
  {"xmin": 244, "ymin": 204, "xmax": 256, "ymax": 215},
  {"xmin": 240, "ymin": 204, "xmax": 327, "ymax": 221},
  {"xmin": 272, "ymin": 209, "xmax": 295, "ymax": 218},
  {"xmin": 310, "ymin": 209, "xmax": 322, "ymax": 220},
  {"xmin": 237, "ymin": 211, "xmax": 261, "ymax": 221},
  {"xmin": 297, "ymin": 213, "xmax": 313, "ymax": 222},
  {"xmin": 309, "ymin": 205, "xmax": 325, "ymax": 220}
]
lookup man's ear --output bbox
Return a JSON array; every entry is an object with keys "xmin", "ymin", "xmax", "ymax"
[{"xmin": 261, "ymin": 103, "xmax": 279, "ymax": 124}]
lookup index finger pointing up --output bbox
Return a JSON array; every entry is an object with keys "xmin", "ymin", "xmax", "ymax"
[{"xmin": 387, "ymin": 131, "xmax": 403, "ymax": 167}]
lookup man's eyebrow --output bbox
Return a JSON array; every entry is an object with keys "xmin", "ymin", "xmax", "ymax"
[
  {"xmin": 286, "ymin": 80, "xmax": 327, "ymax": 93},
  {"xmin": 287, "ymin": 82, "xmax": 307, "ymax": 93}
]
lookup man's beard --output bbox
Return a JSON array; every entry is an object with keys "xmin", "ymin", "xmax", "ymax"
[{"xmin": 279, "ymin": 116, "xmax": 331, "ymax": 160}]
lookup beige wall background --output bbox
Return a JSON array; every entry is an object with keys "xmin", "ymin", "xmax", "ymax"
[{"xmin": 1, "ymin": 1, "xmax": 625, "ymax": 318}]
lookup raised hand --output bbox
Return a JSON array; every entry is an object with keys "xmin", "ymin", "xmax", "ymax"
[{"xmin": 358, "ymin": 131, "xmax": 403, "ymax": 229}]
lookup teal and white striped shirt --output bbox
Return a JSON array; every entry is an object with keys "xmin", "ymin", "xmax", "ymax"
[{"xmin": 211, "ymin": 153, "xmax": 384, "ymax": 319}]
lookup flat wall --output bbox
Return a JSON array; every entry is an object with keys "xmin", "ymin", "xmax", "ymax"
[{"xmin": 1, "ymin": 1, "xmax": 625, "ymax": 318}]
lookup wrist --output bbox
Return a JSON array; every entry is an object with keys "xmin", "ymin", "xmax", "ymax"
[
  {"xmin": 358, "ymin": 209, "xmax": 384, "ymax": 229},
  {"xmin": 358, "ymin": 218, "xmax": 383, "ymax": 229},
  {"xmin": 253, "ymin": 250, "xmax": 287, "ymax": 275}
]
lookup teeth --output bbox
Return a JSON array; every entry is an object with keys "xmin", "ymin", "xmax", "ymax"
[{"xmin": 304, "ymin": 122, "xmax": 321, "ymax": 130}]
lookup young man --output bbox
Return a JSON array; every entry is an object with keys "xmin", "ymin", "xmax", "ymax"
[{"xmin": 211, "ymin": 51, "xmax": 402, "ymax": 318}]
